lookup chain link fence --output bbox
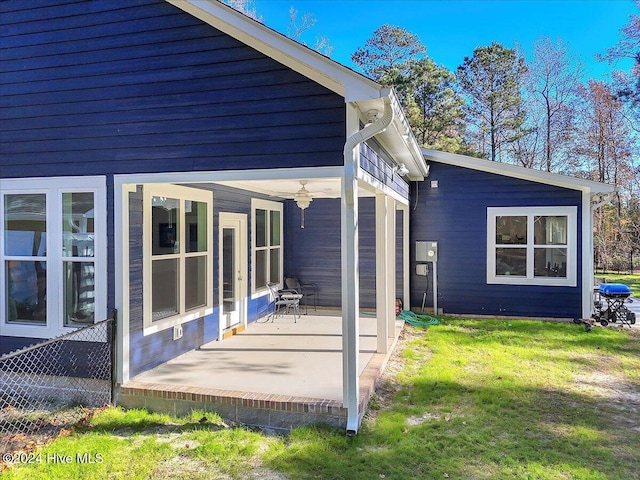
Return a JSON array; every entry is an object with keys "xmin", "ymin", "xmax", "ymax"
[{"xmin": 0, "ymin": 312, "xmax": 116, "ymax": 455}]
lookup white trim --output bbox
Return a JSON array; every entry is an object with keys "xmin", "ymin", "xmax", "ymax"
[
  {"xmin": 114, "ymin": 166, "xmax": 344, "ymax": 186},
  {"xmin": 218, "ymin": 212, "xmax": 248, "ymax": 340},
  {"xmin": 423, "ymin": 149, "xmax": 616, "ymax": 193},
  {"xmin": 581, "ymin": 191, "xmax": 594, "ymax": 319},
  {"xmin": 115, "ymin": 182, "xmax": 136, "ymax": 384},
  {"xmin": 0, "ymin": 176, "xmax": 107, "ymax": 339},
  {"xmin": 250, "ymin": 198, "xmax": 284, "ymax": 298},
  {"xmin": 486, "ymin": 206, "xmax": 577, "ymax": 287},
  {"xmin": 142, "ymin": 184, "xmax": 214, "ymax": 336}
]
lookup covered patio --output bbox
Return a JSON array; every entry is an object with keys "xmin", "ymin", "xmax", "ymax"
[{"xmin": 118, "ymin": 310, "xmax": 404, "ymax": 430}]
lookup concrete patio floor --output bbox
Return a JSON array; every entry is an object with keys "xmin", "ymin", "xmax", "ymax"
[{"xmin": 118, "ymin": 310, "xmax": 404, "ymax": 430}]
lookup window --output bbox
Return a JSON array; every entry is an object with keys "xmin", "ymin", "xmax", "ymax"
[
  {"xmin": 487, "ymin": 206, "xmax": 577, "ymax": 286},
  {"xmin": 251, "ymin": 199, "xmax": 283, "ymax": 295},
  {"xmin": 143, "ymin": 184, "xmax": 213, "ymax": 334},
  {"xmin": 0, "ymin": 177, "xmax": 106, "ymax": 338}
]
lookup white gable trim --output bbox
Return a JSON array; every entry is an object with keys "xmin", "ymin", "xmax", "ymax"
[{"xmin": 422, "ymin": 148, "xmax": 616, "ymax": 193}]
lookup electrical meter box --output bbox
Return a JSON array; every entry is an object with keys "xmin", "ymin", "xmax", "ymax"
[{"xmin": 416, "ymin": 241, "xmax": 438, "ymax": 262}]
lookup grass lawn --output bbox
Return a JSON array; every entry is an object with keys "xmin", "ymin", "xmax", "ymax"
[
  {"xmin": 598, "ymin": 273, "xmax": 640, "ymax": 297},
  {"xmin": 3, "ymin": 319, "xmax": 639, "ymax": 480}
]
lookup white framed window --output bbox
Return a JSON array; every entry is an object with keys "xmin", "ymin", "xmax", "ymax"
[
  {"xmin": 487, "ymin": 206, "xmax": 577, "ymax": 286},
  {"xmin": 251, "ymin": 199, "xmax": 283, "ymax": 296},
  {"xmin": 0, "ymin": 176, "xmax": 107, "ymax": 339},
  {"xmin": 143, "ymin": 184, "xmax": 213, "ymax": 335}
]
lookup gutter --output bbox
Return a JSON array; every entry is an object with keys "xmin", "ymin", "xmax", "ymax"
[{"xmin": 341, "ymin": 89, "xmax": 393, "ymax": 436}]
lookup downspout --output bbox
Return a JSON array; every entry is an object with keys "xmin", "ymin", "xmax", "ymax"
[{"xmin": 341, "ymin": 91, "xmax": 394, "ymax": 435}]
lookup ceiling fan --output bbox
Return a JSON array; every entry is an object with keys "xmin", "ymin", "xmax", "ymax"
[{"xmin": 273, "ymin": 180, "xmax": 314, "ymax": 228}]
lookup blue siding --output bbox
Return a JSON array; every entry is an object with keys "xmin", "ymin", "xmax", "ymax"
[
  {"xmin": 0, "ymin": 0, "xmax": 346, "ymax": 179},
  {"xmin": 409, "ymin": 162, "xmax": 583, "ymax": 318},
  {"xmin": 0, "ymin": 336, "xmax": 39, "ymax": 355},
  {"xmin": 360, "ymin": 142, "xmax": 410, "ymax": 199},
  {"xmin": 285, "ymin": 197, "xmax": 399, "ymax": 310}
]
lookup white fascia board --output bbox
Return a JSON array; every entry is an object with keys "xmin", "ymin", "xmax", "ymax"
[
  {"xmin": 422, "ymin": 148, "xmax": 616, "ymax": 193},
  {"xmin": 167, "ymin": 0, "xmax": 381, "ymax": 101},
  {"xmin": 355, "ymin": 90, "xmax": 428, "ymax": 179}
]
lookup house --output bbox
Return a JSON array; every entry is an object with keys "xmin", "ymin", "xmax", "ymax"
[
  {"xmin": 413, "ymin": 149, "xmax": 615, "ymax": 320},
  {"xmin": 0, "ymin": 0, "xmax": 614, "ymax": 432}
]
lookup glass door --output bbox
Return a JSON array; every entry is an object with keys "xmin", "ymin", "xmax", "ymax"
[{"xmin": 219, "ymin": 213, "xmax": 247, "ymax": 332}]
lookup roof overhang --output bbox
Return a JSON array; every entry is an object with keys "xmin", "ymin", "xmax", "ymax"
[
  {"xmin": 422, "ymin": 148, "xmax": 617, "ymax": 194},
  {"xmin": 355, "ymin": 90, "xmax": 428, "ymax": 180}
]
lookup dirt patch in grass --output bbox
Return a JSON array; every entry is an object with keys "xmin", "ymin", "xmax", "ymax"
[
  {"xmin": 363, "ymin": 327, "xmax": 421, "ymax": 422},
  {"xmin": 0, "ymin": 405, "xmax": 102, "ymax": 470}
]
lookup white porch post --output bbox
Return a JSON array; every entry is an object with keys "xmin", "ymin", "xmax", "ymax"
[
  {"xmin": 375, "ymin": 193, "xmax": 389, "ymax": 353},
  {"xmin": 402, "ymin": 204, "xmax": 410, "ymax": 312},
  {"xmin": 375, "ymin": 193, "xmax": 398, "ymax": 352},
  {"xmin": 386, "ymin": 196, "xmax": 396, "ymax": 339},
  {"xmin": 341, "ymin": 172, "xmax": 360, "ymax": 430}
]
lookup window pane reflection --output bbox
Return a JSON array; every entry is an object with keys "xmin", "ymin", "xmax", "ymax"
[
  {"xmin": 64, "ymin": 261, "xmax": 95, "ymax": 326},
  {"xmin": 534, "ymin": 248, "xmax": 567, "ymax": 277},
  {"xmin": 185, "ymin": 201, "xmax": 207, "ymax": 253},
  {"xmin": 152, "ymin": 197, "xmax": 179, "ymax": 255},
  {"xmin": 495, "ymin": 216, "xmax": 526, "ymax": 245},
  {"xmin": 270, "ymin": 210, "xmax": 280, "ymax": 246},
  {"xmin": 185, "ymin": 256, "xmax": 206, "ymax": 311},
  {"xmin": 495, "ymin": 248, "xmax": 526, "ymax": 276},
  {"xmin": 5, "ymin": 260, "xmax": 47, "ymax": 324},
  {"xmin": 4, "ymin": 194, "xmax": 46, "ymax": 257},
  {"xmin": 62, "ymin": 192, "xmax": 94, "ymax": 257},
  {"xmin": 534, "ymin": 216, "xmax": 567, "ymax": 245},
  {"xmin": 269, "ymin": 249, "xmax": 280, "ymax": 283},
  {"xmin": 255, "ymin": 209, "xmax": 267, "ymax": 248},
  {"xmin": 255, "ymin": 250, "xmax": 267, "ymax": 288},
  {"xmin": 152, "ymin": 258, "xmax": 179, "ymax": 321}
]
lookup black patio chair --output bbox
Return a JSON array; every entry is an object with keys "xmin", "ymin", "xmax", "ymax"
[
  {"xmin": 267, "ymin": 282, "xmax": 301, "ymax": 322},
  {"xmin": 285, "ymin": 277, "xmax": 317, "ymax": 314}
]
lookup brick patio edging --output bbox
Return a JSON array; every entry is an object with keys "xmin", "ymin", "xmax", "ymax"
[{"xmin": 117, "ymin": 381, "xmax": 348, "ymax": 430}]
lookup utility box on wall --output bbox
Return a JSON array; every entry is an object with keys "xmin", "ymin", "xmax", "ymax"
[{"xmin": 416, "ymin": 241, "xmax": 438, "ymax": 262}]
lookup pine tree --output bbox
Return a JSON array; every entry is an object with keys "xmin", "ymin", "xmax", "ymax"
[{"xmin": 457, "ymin": 42, "xmax": 528, "ymax": 162}]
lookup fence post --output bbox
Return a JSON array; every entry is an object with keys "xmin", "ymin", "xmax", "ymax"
[{"xmin": 110, "ymin": 308, "xmax": 118, "ymax": 405}]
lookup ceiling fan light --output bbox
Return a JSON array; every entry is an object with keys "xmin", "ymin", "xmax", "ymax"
[
  {"xmin": 296, "ymin": 199, "xmax": 311, "ymax": 210},
  {"xmin": 294, "ymin": 182, "xmax": 313, "ymax": 210}
]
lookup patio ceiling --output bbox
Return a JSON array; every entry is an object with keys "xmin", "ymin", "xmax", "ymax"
[{"xmin": 213, "ymin": 178, "xmax": 377, "ymax": 200}]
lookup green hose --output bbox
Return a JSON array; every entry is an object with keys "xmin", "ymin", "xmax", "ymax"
[{"xmin": 398, "ymin": 310, "xmax": 440, "ymax": 327}]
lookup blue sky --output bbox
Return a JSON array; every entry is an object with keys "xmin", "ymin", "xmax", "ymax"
[{"xmin": 252, "ymin": 0, "xmax": 637, "ymax": 81}]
